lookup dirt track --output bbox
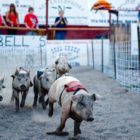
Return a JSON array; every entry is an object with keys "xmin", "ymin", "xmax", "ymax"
[{"xmin": 0, "ymin": 67, "xmax": 140, "ymax": 140}]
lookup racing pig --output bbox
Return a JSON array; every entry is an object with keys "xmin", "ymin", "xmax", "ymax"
[
  {"xmin": 47, "ymin": 75, "xmax": 101, "ymax": 136},
  {"xmin": 55, "ymin": 56, "xmax": 72, "ymax": 78},
  {"xmin": 0, "ymin": 77, "xmax": 5, "ymax": 101},
  {"xmin": 11, "ymin": 67, "xmax": 33, "ymax": 111},
  {"xmin": 33, "ymin": 68, "xmax": 56, "ymax": 109}
]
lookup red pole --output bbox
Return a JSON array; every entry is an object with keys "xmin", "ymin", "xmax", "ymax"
[{"xmin": 46, "ymin": 0, "xmax": 48, "ymax": 35}]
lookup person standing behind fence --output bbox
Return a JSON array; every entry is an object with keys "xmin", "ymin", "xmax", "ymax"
[
  {"xmin": 0, "ymin": 13, "xmax": 6, "ymax": 34},
  {"xmin": 6, "ymin": 3, "xmax": 19, "ymax": 35},
  {"xmin": 54, "ymin": 10, "xmax": 68, "ymax": 40},
  {"xmin": 0, "ymin": 14, "xmax": 6, "ymax": 26},
  {"xmin": 24, "ymin": 7, "xmax": 38, "ymax": 35},
  {"xmin": 138, "ymin": 11, "xmax": 140, "ymax": 24}
]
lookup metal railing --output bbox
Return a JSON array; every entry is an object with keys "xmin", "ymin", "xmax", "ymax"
[{"xmin": 91, "ymin": 39, "xmax": 140, "ymax": 93}]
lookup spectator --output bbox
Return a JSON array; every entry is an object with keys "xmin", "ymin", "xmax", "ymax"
[
  {"xmin": 0, "ymin": 14, "xmax": 6, "ymax": 34},
  {"xmin": 6, "ymin": 3, "xmax": 19, "ymax": 35},
  {"xmin": 54, "ymin": 10, "xmax": 68, "ymax": 40},
  {"xmin": 138, "ymin": 11, "xmax": 140, "ymax": 23},
  {"xmin": 24, "ymin": 7, "xmax": 38, "ymax": 35},
  {"xmin": 0, "ymin": 14, "xmax": 6, "ymax": 26}
]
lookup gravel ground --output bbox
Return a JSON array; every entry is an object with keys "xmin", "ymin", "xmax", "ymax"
[{"xmin": 0, "ymin": 67, "xmax": 140, "ymax": 140}]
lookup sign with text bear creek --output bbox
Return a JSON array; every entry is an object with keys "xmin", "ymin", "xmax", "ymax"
[
  {"xmin": 46, "ymin": 40, "xmax": 89, "ymax": 66},
  {"xmin": 0, "ymin": 0, "xmax": 46, "ymax": 25}
]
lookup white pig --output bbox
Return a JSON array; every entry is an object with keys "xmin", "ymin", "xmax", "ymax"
[
  {"xmin": 55, "ymin": 56, "xmax": 72, "ymax": 78},
  {"xmin": 11, "ymin": 68, "xmax": 33, "ymax": 111},
  {"xmin": 47, "ymin": 75, "xmax": 100, "ymax": 136}
]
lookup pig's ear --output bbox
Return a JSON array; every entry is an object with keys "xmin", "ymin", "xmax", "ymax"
[
  {"xmin": 11, "ymin": 75, "xmax": 15, "ymax": 79},
  {"xmin": 2, "ymin": 85, "xmax": 5, "ymax": 88},
  {"xmin": 91, "ymin": 94, "xmax": 96, "ymax": 101},
  {"xmin": 27, "ymin": 70, "xmax": 30, "ymax": 77},
  {"xmin": 55, "ymin": 59, "xmax": 59, "ymax": 65},
  {"xmin": 0, "ymin": 77, "xmax": 4, "ymax": 84},
  {"xmin": 15, "ymin": 69, "xmax": 19, "ymax": 76},
  {"xmin": 68, "ymin": 63, "xmax": 72, "ymax": 69},
  {"xmin": 51, "ymin": 68, "xmax": 56, "ymax": 72},
  {"xmin": 39, "ymin": 75, "xmax": 42, "ymax": 80},
  {"xmin": 30, "ymin": 81, "xmax": 33, "ymax": 87},
  {"xmin": 91, "ymin": 93, "xmax": 101, "ymax": 101},
  {"xmin": 72, "ymin": 94, "xmax": 83, "ymax": 103}
]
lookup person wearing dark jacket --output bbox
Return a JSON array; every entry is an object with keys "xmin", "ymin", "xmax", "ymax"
[
  {"xmin": 54, "ymin": 10, "xmax": 68, "ymax": 40},
  {"xmin": 138, "ymin": 11, "xmax": 140, "ymax": 23}
]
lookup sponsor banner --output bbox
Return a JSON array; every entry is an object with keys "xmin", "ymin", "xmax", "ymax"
[
  {"xmin": 0, "ymin": 35, "xmax": 46, "ymax": 67},
  {"xmin": 131, "ymin": 23, "xmax": 139, "ymax": 55},
  {"xmin": 88, "ymin": 0, "xmax": 139, "ymax": 27},
  {"xmin": 0, "ymin": 0, "xmax": 46, "ymax": 25},
  {"xmin": 0, "ymin": 35, "xmax": 111, "ymax": 67},
  {"xmin": 46, "ymin": 40, "xmax": 89, "ymax": 66},
  {"xmin": 0, "ymin": 35, "xmax": 46, "ymax": 48},
  {"xmin": 0, "ymin": 0, "xmax": 139, "ymax": 26},
  {"xmin": 48, "ymin": 0, "xmax": 88, "ymax": 25}
]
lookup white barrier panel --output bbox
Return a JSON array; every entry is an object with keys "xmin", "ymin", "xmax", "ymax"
[
  {"xmin": 0, "ymin": 35, "xmax": 46, "ymax": 52},
  {"xmin": 131, "ymin": 23, "xmax": 139, "ymax": 55},
  {"xmin": 93, "ymin": 40, "xmax": 102, "ymax": 70},
  {"xmin": 0, "ymin": 35, "xmax": 46, "ymax": 68},
  {"xmin": 46, "ymin": 40, "xmax": 89, "ymax": 66},
  {"xmin": 88, "ymin": 39, "xmax": 110, "ymax": 69},
  {"xmin": 103, "ymin": 40, "xmax": 110, "ymax": 66},
  {"xmin": 0, "ymin": 35, "xmax": 111, "ymax": 68}
]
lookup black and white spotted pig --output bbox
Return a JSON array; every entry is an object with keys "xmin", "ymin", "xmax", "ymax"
[{"xmin": 33, "ymin": 68, "xmax": 56, "ymax": 109}]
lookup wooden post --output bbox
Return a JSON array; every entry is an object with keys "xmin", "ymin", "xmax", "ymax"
[
  {"xmin": 109, "ymin": 11, "xmax": 111, "ymax": 40},
  {"xmin": 91, "ymin": 40, "xmax": 94, "ymax": 69},
  {"xmin": 113, "ymin": 31, "xmax": 117, "ymax": 79},
  {"xmin": 138, "ymin": 25, "xmax": 140, "ymax": 70},
  {"xmin": 46, "ymin": 0, "xmax": 49, "ymax": 36},
  {"xmin": 101, "ymin": 38, "xmax": 104, "ymax": 72}
]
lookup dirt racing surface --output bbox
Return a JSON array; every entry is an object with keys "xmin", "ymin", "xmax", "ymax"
[{"xmin": 0, "ymin": 67, "xmax": 140, "ymax": 140}]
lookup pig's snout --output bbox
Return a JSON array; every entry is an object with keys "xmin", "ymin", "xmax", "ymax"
[
  {"xmin": 86, "ymin": 112, "xmax": 94, "ymax": 122},
  {"xmin": 0, "ymin": 95, "xmax": 3, "ymax": 101},
  {"xmin": 20, "ymin": 85, "xmax": 26, "ymax": 90},
  {"xmin": 87, "ymin": 117, "xmax": 94, "ymax": 122}
]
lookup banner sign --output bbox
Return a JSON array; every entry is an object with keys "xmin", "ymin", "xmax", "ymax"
[
  {"xmin": 0, "ymin": 36, "xmax": 89, "ymax": 67},
  {"xmin": 88, "ymin": 0, "xmax": 140, "ymax": 27},
  {"xmin": 0, "ymin": 0, "xmax": 46, "ymax": 25},
  {"xmin": 0, "ymin": 35, "xmax": 114, "ymax": 69},
  {"xmin": 48, "ymin": 0, "xmax": 88, "ymax": 25},
  {"xmin": 46, "ymin": 40, "xmax": 89, "ymax": 66},
  {"xmin": 0, "ymin": 0, "xmax": 139, "ymax": 26},
  {"xmin": 0, "ymin": 35, "xmax": 46, "ymax": 67}
]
